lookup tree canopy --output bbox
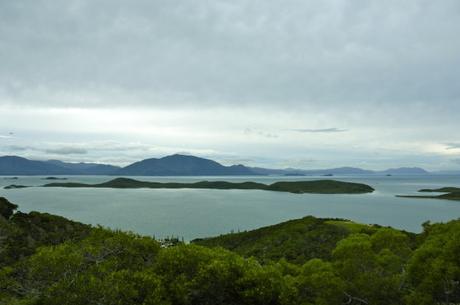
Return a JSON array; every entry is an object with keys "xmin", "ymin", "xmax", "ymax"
[{"xmin": 0, "ymin": 197, "xmax": 459, "ymax": 305}]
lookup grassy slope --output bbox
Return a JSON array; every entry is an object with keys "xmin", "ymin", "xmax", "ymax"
[{"xmin": 43, "ymin": 177, "xmax": 374, "ymax": 194}]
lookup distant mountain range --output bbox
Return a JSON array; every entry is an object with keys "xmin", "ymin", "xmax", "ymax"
[
  {"xmin": 250, "ymin": 166, "xmax": 375, "ymax": 176},
  {"xmin": 0, "ymin": 156, "xmax": 120, "ymax": 175},
  {"xmin": 250, "ymin": 166, "xmax": 429, "ymax": 176},
  {"xmin": 0, "ymin": 155, "xmax": 253, "ymax": 176},
  {"xmin": 0, "ymin": 154, "xmax": 433, "ymax": 176}
]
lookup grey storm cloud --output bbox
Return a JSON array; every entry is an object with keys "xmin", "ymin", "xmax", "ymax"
[
  {"xmin": 291, "ymin": 128, "xmax": 347, "ymax": 133},
  {"xmin": 0, "ymin": 0, "xmax": 459, "ymax": 114}
]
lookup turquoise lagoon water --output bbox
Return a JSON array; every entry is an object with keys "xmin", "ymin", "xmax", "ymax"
[{"xmin": 1, "ymin": 175, "xmax": 459, "ymax": 240}]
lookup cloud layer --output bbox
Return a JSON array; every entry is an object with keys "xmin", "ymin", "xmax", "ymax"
[
  {"xmin": 0, "ymin": 1, "xmax": 459, "ymax": 170},
  {"xmin": 1, "ymin": 0, "xmax": 460, "ymax": 111}
]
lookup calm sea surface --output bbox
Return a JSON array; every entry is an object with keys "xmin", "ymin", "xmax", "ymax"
[{"xmin": 1, "ymin": 175, "xmax": 459, "ymax": 240}]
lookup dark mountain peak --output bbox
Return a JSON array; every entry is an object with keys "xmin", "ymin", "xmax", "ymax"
[
  {"xmin": 229, "ymin": 164, "xmax": 246, "ymax": 169},
  {"xmin": 160, "ymin": 154, "xmax": 219, "ymax": 164},
  {"xmin": 117, "ymin": 154, "xmax": 256, "ymax": 176},
  {"xmin": 161, "ymin": 153, "xmax": 194, "ymax": 159}
]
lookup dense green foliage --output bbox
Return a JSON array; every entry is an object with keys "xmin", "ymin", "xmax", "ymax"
[
  {"xmin": 1, "ymin": 197, "xmax": 459, "ymax": 304},
  {"xmin": 43, "ymin": 177, "xmax": 375, "ymax": 194},
  {"xmin": 0, "ymin": 198, "xmax": 91, "ymax": 268},
  {"xmin": 192, "ymin": 217, "xmax": 393, "ymax": 264},
  {"xmin": 0, "ymin": 197, "xmax": 18, "ymax": 219},
  {"xmin": 405, "ymin": 220, "xmax": 460, "ymax": 304}
]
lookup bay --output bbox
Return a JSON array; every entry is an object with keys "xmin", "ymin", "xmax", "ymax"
[{"xmin": 1, "ymin": 175, "xmax": 459, "ymax": 240}]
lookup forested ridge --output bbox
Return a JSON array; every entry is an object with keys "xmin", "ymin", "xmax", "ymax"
[{"xmin": 0, "ymin": 196, "xmax": 459, "ymax": 305}]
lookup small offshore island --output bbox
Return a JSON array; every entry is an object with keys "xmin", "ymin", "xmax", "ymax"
[
  {"xmin": 41, "ymin": 177, "xmax": 375, "ymax": 194},
  {"xmin": 398, "ymin": 187, "xmax": 460, "ymax": 201},
  {"xmin": 3, "ymin": 184, "xmax": 29, "ymax": 189}
]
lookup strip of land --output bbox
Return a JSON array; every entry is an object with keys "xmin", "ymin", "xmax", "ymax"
[
  {"xmin": 397, "ymin": 187, "xmax": 460, "ymax": 201},
  {"xmin": 41, "ymin": 177, "xmax": 375, "ymax": 194},
  {"xmin": 419, "ymin": 187, "xmax": 460, "ymax": 193},
  {"xmin": 4, "ymin": 184, "xmax": 29, "ymax": 189}
]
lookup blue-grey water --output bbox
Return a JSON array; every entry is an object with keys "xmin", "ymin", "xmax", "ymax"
[{"xmin": 1, "ymin": 175, "xmax": 459, "ymax": 240}]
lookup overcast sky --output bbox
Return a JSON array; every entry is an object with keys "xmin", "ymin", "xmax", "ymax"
[{"xmin": 1, "ymin": 0, "xmax": 459, "ymax": 170}]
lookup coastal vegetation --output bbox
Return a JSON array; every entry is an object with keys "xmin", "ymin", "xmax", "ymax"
[
  {"xmin": 193, "ymin": 217, "xmax": 417, "ymax": 265},
  {"xmin": 398, "ymin": 186, "xmax": 460, "ymax": 201},
  {"xmin": 1, "ymin": 197, "xmax": 459, "ymax": 304},
  {"xmin": 42, "ymin": 177, "xmax": 375, "ymax": 194},
  {"xmin": 419, "ymin": 187, "xmax": 460, "ymax": 193}
]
